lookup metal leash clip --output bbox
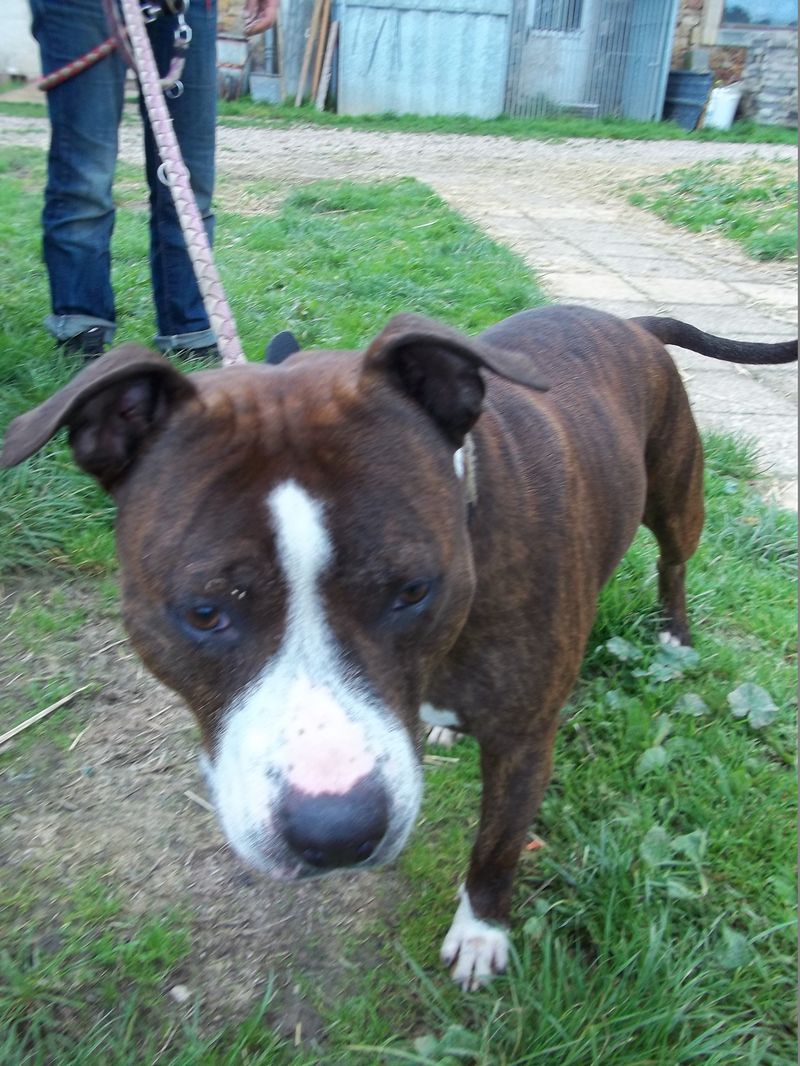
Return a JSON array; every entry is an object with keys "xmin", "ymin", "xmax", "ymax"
[
  {"xmin": 160, "ymin": 9, "xmax": 191, "ymax": 92},
  {"xmin": 140, "ymin": 0, "xmax": 187, "ymax": 21},
  {"xmin": 174, "ymin": 12, "xmax": 193, "ymax": 47}
]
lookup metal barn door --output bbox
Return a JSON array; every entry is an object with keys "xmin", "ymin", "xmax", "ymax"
[{"xmin": 506, "ymin": 0, "xmax": 679, "ymax": 121}]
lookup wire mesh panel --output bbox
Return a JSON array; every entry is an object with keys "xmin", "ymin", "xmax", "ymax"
[{"xmin": 505, "ymin": 0, "xmax": 679, "ymax": 120}]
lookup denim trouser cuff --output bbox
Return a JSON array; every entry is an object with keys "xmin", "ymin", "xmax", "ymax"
[
  {"xmin": 154, "ymin": 328, "xmax": 217, "ymax": 353},
  {"xmin": 45, "ymin": 314, "xmax": 116, "ymax": 345}
]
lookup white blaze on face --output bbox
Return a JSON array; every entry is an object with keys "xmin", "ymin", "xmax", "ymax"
[
  {"xmin": 206, "ymin": 480, "xmax": 422, "ymax": 876},
  {"xmin": 282, "ymin": 675, "xmax": 375, "ymax": 795}
]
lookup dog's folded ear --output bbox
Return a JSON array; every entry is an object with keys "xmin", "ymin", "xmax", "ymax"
[
  {"xmin": 363, "ymin": 313, "xmax": 549, "ymax": 445},
  {"xmin": 264, "ymin": 330, "xmax": 301, "ymax": 366},
  {"xmin": 0, "ymin": 346, "xmax": 197, "ymax": 491}
]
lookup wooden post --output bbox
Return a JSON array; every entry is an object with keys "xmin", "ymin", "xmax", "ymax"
[
  {"xmin": 276, "ymin": 10, "xmax": 285, "ymax": 102},
  {"xmin": 315, "ymin": 20, "xmax": 339, "ymax": 111},
  {"xmin": 310, "ymin": 0, "xmax": 331, "ymax": 102},
  {"xmin": 294, "ymin": 0, "xmax": 324, "ymax": 106}
]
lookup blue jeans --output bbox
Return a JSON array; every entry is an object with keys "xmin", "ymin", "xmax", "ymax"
[{"xmin": 30, "ymin": 0, "xmax": 217, "ymax": 351}]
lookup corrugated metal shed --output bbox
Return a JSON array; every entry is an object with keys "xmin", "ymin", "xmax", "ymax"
[{"xmin": 337, "ymin": 0, "xmax": 513, "ymax": 119}]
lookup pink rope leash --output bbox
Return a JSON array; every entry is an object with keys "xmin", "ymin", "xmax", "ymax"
[
  {"xmin": 37, "ymin": 5, "xmax": 185, "ymax": 96},
  {"xmin": 118, "ymin": 0, "xmax": 246, "ymax": 366},
  {"xmin": 37, "ymin": 38, "xmax": 118, "ymax": 91}
]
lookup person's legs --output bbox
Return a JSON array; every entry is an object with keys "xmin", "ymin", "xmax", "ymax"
[
  {"xmin": 31, "ymin": 0, "xmax": 125, "ymax": 350},
  {"xmin": 143, "ymin": 1, "xmax": 218, "ymax": 354}
]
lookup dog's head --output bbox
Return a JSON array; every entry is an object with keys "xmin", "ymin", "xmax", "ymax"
[{"xmin": 2, "ymin": 315, "xmax": 547, "ymax": 879}]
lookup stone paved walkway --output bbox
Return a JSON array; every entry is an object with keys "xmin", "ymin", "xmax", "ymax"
[{"xmin": 441, "ymin": 166, "xmax": 797, "ymax": 510}]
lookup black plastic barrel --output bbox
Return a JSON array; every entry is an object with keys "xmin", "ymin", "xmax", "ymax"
[{"xmin": 662, "ymin": 71, "xmax": 714, "ymax": 131}]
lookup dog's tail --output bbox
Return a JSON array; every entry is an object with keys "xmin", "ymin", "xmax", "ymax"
[{"xmin": 631, "ymin": 317, "xmax": 798, "ymax": 365}]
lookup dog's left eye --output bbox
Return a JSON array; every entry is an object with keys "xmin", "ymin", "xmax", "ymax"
[
  {"xmin": 182, "ymin": 603, "xmax": 230, "ymax": 634},
  {"xmin": 392, "ymin": 580, "xmax": 432, "ymax": 611}
]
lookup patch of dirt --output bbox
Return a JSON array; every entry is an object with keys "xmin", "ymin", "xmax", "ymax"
[{"xmin": 0, "ymin": 577, "xmax": 408, "ymax": 1041}]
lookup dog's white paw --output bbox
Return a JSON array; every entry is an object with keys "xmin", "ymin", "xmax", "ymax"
[
  {"xmin": 440, "ymin": 887, "xmax": 509, "ymax": 990},
  {"xmin": 427, "ymin": 725, "xmax": 462, "ymax": 748},
  {"xmin": 420, "ymin": 703, "xmax": 463, "ymax": 748},
  {"xmin": 658, "ymin": 629, "xmax": 684, "ymax": 648}
]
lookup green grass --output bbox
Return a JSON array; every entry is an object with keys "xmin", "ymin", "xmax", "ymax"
[
  {"xmin": 627, "ymin": 159, "xmax": 798, "ymax": 260},
  {"xmin": 0, "ymin": 95, "xmax": 796, "ymax": 144},
  {"xmin": 1, "ymin": 874, "xmax": 292, "ymax": 1065},
  {"xmin": 0, "ymin": 146, "xmax": 796, "ymax": 1063},
  {"xmin": 216, "ymin": 101, "xmax": 798, "ymax": 145}
]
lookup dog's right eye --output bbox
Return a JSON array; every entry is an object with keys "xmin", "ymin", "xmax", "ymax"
[
  {"xmin": 392, "ymin": 580, "xmax": 432, "ymax": 611},
  {"xmin": 382, "ymin": 577, "xmax": 440, "ymax": 630},
  {"xmin": 182, "ymin": 603, "xmax": 230, "ymax": 634}
]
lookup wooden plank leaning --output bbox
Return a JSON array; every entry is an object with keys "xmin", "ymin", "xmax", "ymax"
[
  {"xmin": 310, "ymin": 0, "xmax": 331, "ymax": 102},
  {"xmin": 315, "ymin": 20, "xmax": 339, "ymax": 111},
  {"xmin": 294, "ymin": 0, "xmax": 325, "ymax": 106}
]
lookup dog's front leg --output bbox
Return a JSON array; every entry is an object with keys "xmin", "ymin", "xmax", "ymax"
[{"xmin": 441, "ymin": 726, "xmax": 558, "ymax": 989}]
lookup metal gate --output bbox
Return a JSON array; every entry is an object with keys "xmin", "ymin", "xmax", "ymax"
[{"xmin": 505, "ymin": 0, "xmax": 680, "ymax": 121}]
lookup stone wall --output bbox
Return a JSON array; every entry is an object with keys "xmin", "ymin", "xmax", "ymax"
[
  {"xmin": 218, "ymin": 0, "xmax": 242, "ymax": 34},
  {"xmin": 671, "ymin": 0, "xmax": 704, "ymax": 69},
  {"xmin": 739, "ymin": 28, "xmax": 798, "ymax": 127},
  {"xmin": 671, "ymin": 1, "xmax": 797, "ymax": 127}
]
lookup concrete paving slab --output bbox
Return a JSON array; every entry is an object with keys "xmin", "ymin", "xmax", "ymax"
[
  {"xmin": 535, "ymin": 250, "xmax": 597, "ymax": 271},
  {"xmin": 526, "ymin": 206, "xmax": 620, "ymax": 222},
  {"xmin": 589, "ymin": 255, "xmax": 707, "ymax": 280},
  {"xmin": 685, "ymin": 370, "xmax": 792, "ymax": 415},
  {"xmin": 730, "ymin": 282, "xmax": 798, "ymax": 310},
  {"xmin": 632, "ymin": 277, "xmax": 743, "ymax": 305},
  {"xmin": 746, "ymin": 364, "xmax": 798, "ymax": 403},
  {"xmin": 565, "ymin": 238, "xmax": 680, "ymax": 259},
  {"xmin": 571, "ymin": 299, "xmax": 663, "ymax": 318},
  {"xmin": 543, "ymin": 272, "xmax": 642, "ymax": 301},
  {"xmin": 474, "ymin": 217, "xmax": 547, "ymax": 238},
  {"xmin": 704, "ymin": 264, "xmax": 797, "ymax": 284}
]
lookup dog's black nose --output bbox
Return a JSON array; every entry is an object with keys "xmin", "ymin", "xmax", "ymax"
[{"xmin": 280, "ymin": 775, "xmax": 389, "ymax": 870}]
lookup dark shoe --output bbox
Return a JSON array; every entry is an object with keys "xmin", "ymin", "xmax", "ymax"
[{"xmin": 60, "ymin": 326, "xmax": 107, "ymax": 360}]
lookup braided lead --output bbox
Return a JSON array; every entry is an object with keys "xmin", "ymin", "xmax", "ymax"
[{"xmin": 119, "ymin": 0, "xmax": 246, "ymax": 366}]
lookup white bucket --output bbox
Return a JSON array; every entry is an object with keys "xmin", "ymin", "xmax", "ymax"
[{"xmin": 703, "ymin": 83, "xmax": 743, "ymax": 130}]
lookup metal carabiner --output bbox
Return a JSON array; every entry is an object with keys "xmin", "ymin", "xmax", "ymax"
[
  {"xmin": 140, "ymin": 0, "xmax": 188, "ymax": 16},
  {"xmin": 139, "ymin": 2, "xmax": 163, "ymax": 22},
  {"xmin": 175, "ymin": 13, "xmax": 193, "ymax": 47}
]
